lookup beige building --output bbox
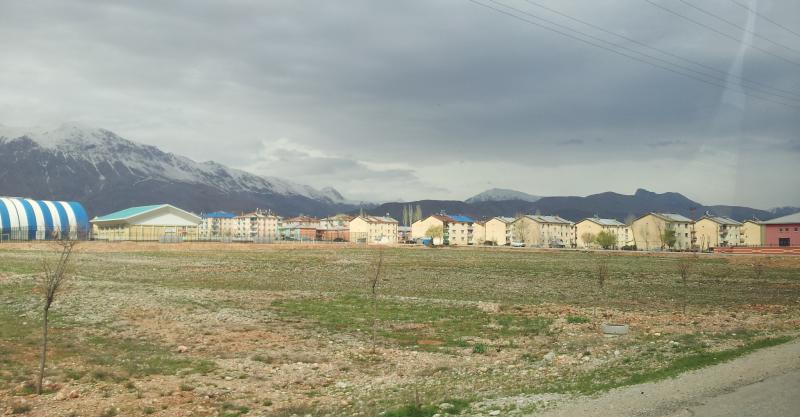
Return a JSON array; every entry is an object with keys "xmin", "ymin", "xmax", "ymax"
[
  {"xmin": 410, "ymin": 214, "xmax": 476, "ymax": 245},
  {"xmin": 741, "ymin": 220, "xmax": 765, "ymax": 246},
  {"xmin": 92, "ymin": 204, "xmax": 201, "ymax": 242},
  {"xmin": 575, "ymin": 217, "xmax": 632, "ymax": 249},
  {"xmin": 694, "ymin": 215, "xmax": 742, "ymax": 250},
  {"xmin": 349, "ymin": 215, "xmax": 398, "ymax": 244},
  {"xmin": 472, "ymin": 221, "xmax": 486, "ymax": 245},
  {"xmin": 235, "ymin": 210, "xmax": 280, "ymax": 241},
  {"xmin": 511, "ymin": 215, "xmax": 574, "ymax": 248},
  {"xmin": 484, "ymin": 217, "xmax": 515, "ymax": 246},
  {"xmin": 631, "ymin": 212, "xmax": 694, "ymax": 251},
  {"xmin": 199, "ymin": 212, "xmax": 237, "ymax": 239}
]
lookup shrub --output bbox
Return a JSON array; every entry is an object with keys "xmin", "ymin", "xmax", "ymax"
[
  {"xmin": 472, "ymin": 343, "xmax": 488, "ymax": 354},
  {"xmin": 567, "ymin": 316, "xmax": 591, "ymax": 324}
]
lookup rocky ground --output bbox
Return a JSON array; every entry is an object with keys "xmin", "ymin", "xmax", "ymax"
[{"xmin": 0, "ymin": 243, "xmax": 798, "ymax": 417}]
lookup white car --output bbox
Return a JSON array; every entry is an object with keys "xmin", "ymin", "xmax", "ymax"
[{"xmin": 510, "ymin": 241, "xmax": 526, "ymax": 247}]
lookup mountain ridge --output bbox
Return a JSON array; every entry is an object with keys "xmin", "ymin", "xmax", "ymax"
[{"xmin": 0, "ymin": 123, "xmax": 358, "ymax": 216}]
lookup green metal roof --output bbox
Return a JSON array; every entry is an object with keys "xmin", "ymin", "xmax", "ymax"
[{"xmin": 92, "ymin": 204, "xmax": 165, "ymax": 222}]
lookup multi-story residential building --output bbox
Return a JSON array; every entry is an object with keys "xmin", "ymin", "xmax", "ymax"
[
  {"xmin": 349, "ymin": 215, "xmax": 398, "ymax": 244},
  {"xmin": 761, "ymin": 212, "xmax": 800, "ymax": 247},
  {"xmin": 511, "ymin": 215, "xmax": 574, "ymax": 248},
  {"xmin": 484, "ymin": 216, "xmax": 515, "ymax": 246},
  {"xmin": 317, "ymin": 214, "xmax": 353, "ymax": 241},
  {"xmin": 741, "ymin": 220, "xmax": 765, "ymax": 246},
  {"xmin": 631, "ymin": 213, "xmax": 694, "ymax": 251},
  {"xmin": 199, "ymin": 211, "xmax": 236, "ymax": 240},
  {"xmin": 694, "ymin": 214, "xmax": 742, "ymax": 250},
  {"xmin": 235, "ymin": 209, "xmax": 280, "ymax": 241},
  {"xmin": 472, "ymin": 220, "xmax": 486, "ymax": 245},
  {"xmin": 411, "ymin": 214, "xmax": 475, "ymax": 245},
  {"xmin": 574, "ymin": 217, "xmax": 632, "ymax": 249}
]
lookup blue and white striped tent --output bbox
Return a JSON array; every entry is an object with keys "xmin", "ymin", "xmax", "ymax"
[{"xmin": 0, "ymin": 197, "xmax": 89, "ymax": 241}]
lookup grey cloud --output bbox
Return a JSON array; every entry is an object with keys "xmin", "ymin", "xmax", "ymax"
[{"xmin": 0, "ymin": 0, "xmax": 798, "ymax": 206}]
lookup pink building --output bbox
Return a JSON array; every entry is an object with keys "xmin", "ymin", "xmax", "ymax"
[{"xmin": 762, "ymin": 212, "xmax": 800, "ymax": 247}]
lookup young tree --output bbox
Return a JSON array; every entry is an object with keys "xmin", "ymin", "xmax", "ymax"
[
  {"xmin": 512, "ymin": 217, "xmax": 529, "ymax": 244},
  {"xmin": 662, "ymin": 229, "xmax": 677, "ymax": 249},
  {"xmin": 676, "ymin": 255, "xmax": 695, "ymax": 314},
  {"xmin": 594, "ymin": 260, "xmax": 610, "ymax": 318},
  {"xmin": 414, "ymin": 205, "xmax": 423, "ymax": 223},
  {"xmin": 36, "ymin": 239, "xmax": 78, "ymax": 394},
  {"xmin": 425, "ymin": 225, "xmax": 443, "ymax": 244},
  {"xmin": 402, "ymin": 205, "xmax": 409, "ymax": 227},
  {"xmin": 595, "ymin": 231, "xmax": 618, "ymax": 249},
  {"xmin": 370, "ymin": 248, "xmax": 384, "ymax": 352},
  {"xmin": 580, "ymin": 232, "xmax": 596, "ymax": 248}
]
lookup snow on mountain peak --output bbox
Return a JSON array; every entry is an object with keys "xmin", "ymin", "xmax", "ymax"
[
  {"xmin": 466, "ymin": 188, "xmax": 541, "ymax": 203},
  {"xmin": 0, "ymin": 122, "xmax": 349, "ymax": 204}
]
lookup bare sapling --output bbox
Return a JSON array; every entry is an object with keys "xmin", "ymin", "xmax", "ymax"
[
  {"xmin": 594, "ymin": 261, "xmax": 609, "ymax": 318},
  {"xmin": 370, "ymin": 248, "xmax": 384, "ymax": 353},
  {"xmin": 676, "ymin": 254, "xmax": 696, "ymax": 315},
  {"xmin": 36, "ymin": 238, "xmax": 78, "ymax": 394},
  {"xmin": 753, "ymin": 259, "xmax": 765, "ymax": 280}
]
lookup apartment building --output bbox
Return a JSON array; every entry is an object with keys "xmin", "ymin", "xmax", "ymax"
[
  {"xmin": 631, "ymin": 212, "xmax": 694, "ymax": 250},
  {"xmin": 511, "ymin": 215, "xmax": 574, "ymax": 248},
  {"xmin": 574, "ymin": 217, "xmax": 632, "ymax": 249}
]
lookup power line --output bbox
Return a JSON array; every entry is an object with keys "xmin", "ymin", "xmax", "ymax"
[
  {"xmin": 677, "ymin": 0, "xmax": 800, "ymax": 56},
  {"xmin": 465, "ymin": 0, "xmax": 800, "ymax": 109},
  {"xmin": 729, "ymin": 0, "xmax": 800, "ymax": 40},
  {"xmin": 520, "ymin": 0, "xmax": 800, "ymax": 102},
  {"xmin": 643, "ymin": 0, "xmax": 800, "ymax": 68}
]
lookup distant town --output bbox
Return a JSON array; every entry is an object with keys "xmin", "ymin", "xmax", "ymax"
[{"xmin": 1, "ymin": 197, "xmax": 798, "ymax": 253}]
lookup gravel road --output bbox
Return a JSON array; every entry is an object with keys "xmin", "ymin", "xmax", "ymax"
[{"xmin": 531, "ymin": 338, "xmax": 800, "ymax": 417}]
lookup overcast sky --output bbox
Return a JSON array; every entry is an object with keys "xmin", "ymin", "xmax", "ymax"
[{"xmin": 1, "ymin": 0, "xmax": 799, "ymax": 208}]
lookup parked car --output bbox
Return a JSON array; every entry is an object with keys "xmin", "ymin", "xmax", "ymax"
[{"xmin": 510, "ymin": 241, "xmax": 526, "ymax": 247}]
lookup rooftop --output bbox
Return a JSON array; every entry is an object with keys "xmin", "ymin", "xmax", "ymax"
[
  {"xmin": 583, "ymin": 217, "xmax": 626, "ymax": 226},
  {"xmin": 93, "ymin": 204, "xmax": 165, "ymax": 222},
  {"xmin": 651, "ymin": 212, "xmax": 693, "ymax": 223},
  {"xmin": 700, "ymin": 215, "xmax": 742, "ymax": 226},
  {"xmin": 523, "ymin": 214, "xmax": 573, "ymax": 224},
  {"xmin": 761, "ymin": 211, "xmax": 800, "ymax": 225}
]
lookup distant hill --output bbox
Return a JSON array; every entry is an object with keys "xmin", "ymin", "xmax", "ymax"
[
  {"xmin": 466, "ymin": 188, "xmax": 541, "ymax": 203},
  {"xmin": 368, "ymin": 188, "xmax": 781, "ymax": 224},
  {"xmin": 0, "ymin": 123, "xmax": 362, "ymax": 217}
]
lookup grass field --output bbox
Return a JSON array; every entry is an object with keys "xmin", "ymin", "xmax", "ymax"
[{"xmin": 1, "ymin": 243, "xmax": 798, "ymax": 416}]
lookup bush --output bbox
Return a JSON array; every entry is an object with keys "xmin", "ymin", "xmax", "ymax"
[
  {"xmin": 472, "ymin": 343, "xmax": 488, "ymax": 354},
  {"xmin": 567, "ymin": 315, "xmax": 591, "ymax": 324}
]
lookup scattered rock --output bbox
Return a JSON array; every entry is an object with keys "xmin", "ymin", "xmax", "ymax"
[
  {"xmin": 439, "ymin": 403, "xmax": 453, "ymax": 410},
  {"xmin": 335, "ymin": 381, "xmax": 348, "ymax": 389},
  {"xmin": 489, "ymin": 410, "xmax": 501, "ymax": 416},
  {"xmin": 543, "ymin": 351, "xmax": 556, "ymax": 362},
  {"xmin": 177, "ymin": 345, "xmax": 189, "ymax": 353}
]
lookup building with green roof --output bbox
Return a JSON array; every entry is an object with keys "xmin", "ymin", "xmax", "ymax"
[{"xmin": 91, "ymin": 204, "xmax": 201, "ymax": 241}]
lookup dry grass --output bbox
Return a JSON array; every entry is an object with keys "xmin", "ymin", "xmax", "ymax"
[{"xmin": 0, "ymin": 244, "xmax": 798, "ymax": 416}]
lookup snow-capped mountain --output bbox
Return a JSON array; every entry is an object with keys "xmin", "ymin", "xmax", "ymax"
[
  {"xmin": 0, "ymin": 123, "xmax": 358, "ymax": 216},
  {"xmin": 465, "ymin": 188, "xmax": 542, "ymax": 203}
]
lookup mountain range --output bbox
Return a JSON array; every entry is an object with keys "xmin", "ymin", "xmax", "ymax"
[
  {"xmin": 0, "ymin": 123, "xmax": 796, "ymax": 222},
  {"xmin": 371, "ymin": 189, "xmax": 799, "ymax": 224},
  {"xmin": 0, "ymin": 123, "xmax": 359, "ymax": 217}
]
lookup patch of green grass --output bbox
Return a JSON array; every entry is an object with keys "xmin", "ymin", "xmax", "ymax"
[
  {"xmin": 472, "ymin": 343, "xmax": 488, "ymax": 354},
  {"xmin": 219, "ymin": 402, "xmax": 250, "ymax": 417},
  {"xmin": 273, "ymin": 295, "xmax": 550, "ymax": 350},
  {"xmin": 383, "ymin": 399, "xmax": 470, "ymax": 417},
  {"xmin": 566, "ymin": 315, "xmax": 591, "ymax": 324},
  {"xmin": 565, "ymin": 336, "xmax": 792, "ymax": 394},
  {"xmin": 85, "ymin": 336, "xmax": 216, "ymax": 377}
]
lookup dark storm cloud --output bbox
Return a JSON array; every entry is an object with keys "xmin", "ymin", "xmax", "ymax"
[{"xmin": 0, "ymin": 0, "xmax": 798, "ymax": 205}]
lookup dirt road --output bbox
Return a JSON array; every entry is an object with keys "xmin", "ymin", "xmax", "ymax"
[{"xmin": 532, "ymin": 338, "xmax": 800, "ymax": 417}]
